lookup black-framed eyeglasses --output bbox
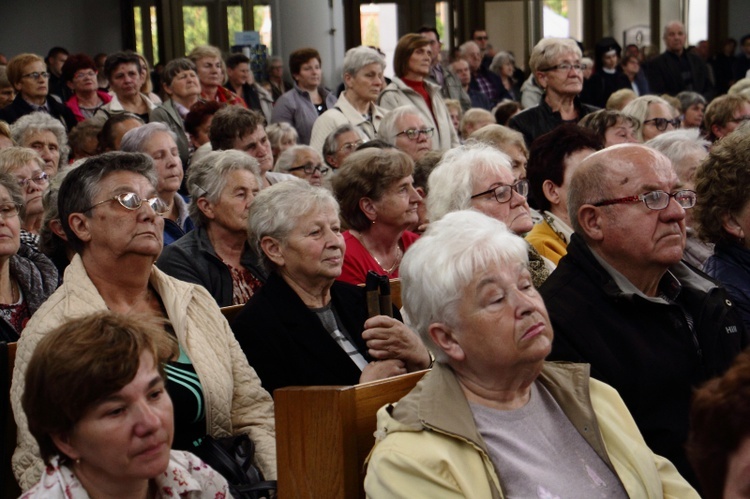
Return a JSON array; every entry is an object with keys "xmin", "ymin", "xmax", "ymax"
[
  {"xmin": 0, "ymin": 203, "xmax": 21, "ymax": 220},
  {"xmin": 338, "ymin": 140, "xmax": 364, "ymax": 153},
  {"xmin": 643, "ymin": 117, "xmax": 681, "ymax": 131},
  {"xmin": 541, "ymin": 63, "xmax": 583, "ymax": 72},
  {"xmin": 17, "ymin": 172, "xmax": 49, "ymax": 187},
  {"xmin": 471, "ymin": 179, "xmax": 529, "ymax": 204},
  {"xmin": 288, "ymin": 163, "xmax": 330, "ymax": 176},
  {"xmin": 21, "ymin": 72, "xmax": 50, "ymax": 80},
  {"xmin": 592, "ymin": 189, "xmax": 696, "ymax": 210},
  {"xmin": 83, "ymin": 192, "xmax": 170, "ymax": 215},
  {"xmin": 395, "ymin": 128, "xmax": 434, "ymax": 140}
]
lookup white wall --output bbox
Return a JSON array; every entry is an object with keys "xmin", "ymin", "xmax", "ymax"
[{"xmin": 485, "ymin": 1, "xmax": 527, "ymax": 69}]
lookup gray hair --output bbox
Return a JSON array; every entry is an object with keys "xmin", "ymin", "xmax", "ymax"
[
  {"xmin": 675, "ymin": 91, "xmax": 706, "ymax": 113},
  {"xmin": 10, "ymin": 112, "xmax": 70, "ymax": 166},
  {"xmin": 162, "ymin": 58, "xmax": 197, "ymax": 87},
  {"xmin": 645, "ymin": 128, "xmax": 709, "ymax": 184},
  {"xmin": 378, "ymin": 105, "xmax": 423, "ymax": 145},
  {"xmin": 458, "ymin": 41, "xmax": 480, "ymax": 58},
  {"xmin": 0, "ymin": 146, "xmax": 46, "ymax": 175},
  {"xmin": 400, "ymin": 210, "xmax": 528, "ymax": 363},
  {"xmin": 466, "ymin": 124, "xmax": 527, "ymax": 155},
  {"xmin": 248, "ymin": 179, "xmax": 339, "ymax": 273},
  {"xmin": 529, "ymin": 37, "xmax": 582, "ymax": 73},
  {"xmin": 621, "ymin": 95, "xmax": 673, "ymax": 141},
  {"xmin": 265, "ymin": 122, "xmax": 298, "ymax": 150},
  {"xmin": 275, "ymin": 145, "xmax": 321, "ymax": 174},
  {"xmin": 323, "ymin": 124, "xmax": 357, "ymax": 164},
  {"xmin": 459, "ymin": 108, "xmax": 495, "ymax": 137},
  {"xmin": 40, "ymin": 166, "xmax": 78, "ymax": 262},
  {"xmin": 489, "ymin": 51, "xmax": 515, "ymax": 75},
  {"xmin": 119, "ymin": 122, "xmax": 178, "ymax": 152},
  {"xmin": 427, "ymin": 143, "xmax": 512, "ymax": 222},
  {"xmin": 186, "ymin": 149, "xmax": 262, "ymax": 227},
  {"xmin": 342, "ymin": 45, "xmax": 385, "ymax": 79}
]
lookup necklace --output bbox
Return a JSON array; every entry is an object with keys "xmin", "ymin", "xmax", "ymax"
[{"xmin": 353, "ymin": 231, "xmax": 403, "ymax": 274}]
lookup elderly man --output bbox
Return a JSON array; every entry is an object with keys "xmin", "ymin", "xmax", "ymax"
[
  {"xmin": 459, "ymin": 40, "xmax": 503, "ymax": 107},
  {"xmin": 450, "ymin": 58, "xmax": 491, "ymax": 111},
  {"xmin": 539, "ymin": 144, "xmax": 748, "ymax": 486},
  {"xmin": 378, "ymin": 105, "xmax": 433, "ymax": 162},
  {"xmin": 647, "ymin": 21, "xmax": 714, "ymax": 99}
]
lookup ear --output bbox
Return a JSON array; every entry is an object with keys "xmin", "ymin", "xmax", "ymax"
[
  {"xmin": 428, "ymin": 323, "xmax": 465, "ymax": 363},
  {"xmin": 196, "ymin": 197, "xmax": 215, "ymax": 220},
  {"xmin": 577, "ymin": 204, "xmax": 604, "ymax": 241},
  {"xmin": 722, "ymin": 213, "xmax": 744, "ymax": 240},
  {"xmin": 49, "ymin": 219, "xmax": 68, "ymax": 241},
  {"xmin": 13, "ymin": 81, "xmax": 23, "ymax": 92},
  {"xmin": 711, "ymin": 123, "xmax": 726, "ymax": 140},
  {"xmin": 260, "ymin": 236, "xmax": 285, "ymax": 267},
  {"xmin": 534, "ymin": 70, "xmax": 547, "ymax": 90},
  {"xmin": 541, "ymin": 180, "xmax": 560, "ymax": 206},
  {"xmin": 50, "ymin": 432, "xmax": 81, "ymax": 461},
  {"xmin": 67, "ymin": 213, "xmax": 93, "ymax": 244},
  {"xmin": 415, "ymin": 187, "xmax": 427, "ymax": 200},
  {"xmin": 162, "ymin": 82, "xmax": 173, "ymax": 96},
  {"xmin": 358, "ymin": 197, "xmax": 377, "ymax": 222},
  {"xmin": 343, "ymin": 72, "xmax": 354, "ymax": 89}
]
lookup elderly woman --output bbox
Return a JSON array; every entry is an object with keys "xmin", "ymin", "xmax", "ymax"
[
  {"xmin": 10, "ymin": 152, "xmax": 276, "ymax": 490},
  {"xmin": 231, "ymin": 180, "xmax": 431, "ymax": 394},
  {"xmin": 274, "ymin": 144, "xmax": 328, "ymax": 187},
  {"xmin": 703, "ymin": 94, "xmax": 750, "ymax": 142},
  {"xmin": 377, "ymin": 105, "xmax": 434, "ymax": 162},
  {"xmin": 322, "ymin": 123, "xmax": 362, "ymax": 170},
  {"xmin": 60, "ymin": 53, "xmax": 111, "ymax": 122},
  {"xmin": 20, "ymin": 312, "xmax": 230, "ymax": 498},
  {"xmin": 378, "ymin": 34, "xmax": 459, "ymax": 150},
  {"xmin": 525, "ymin": 125, "xmax": 601, "ymax": 264},
  {"xmin": 309, "ymin": 46, "xmax": 386, "ymax": 154},
  {"xmin": 94, "ymin": 51, "xmax": 157, "ymax": 123},
  {"xmin": 332, "ymin": 148, "xmax": 421, "ymax": 284},
  {"xmin": 694, "ymin": 129, "xmax": 750, "ymax": 331},
  {"xmin": 157, "ymin": 150, "xmax": 266, "ymax": 307},
  {"xmin": 622, "ymin": 95, "xmax": 680, "ymax": 142},
  {"xmin": 509, "ymin": 38, "xmax": 598, "ymax": 147},
  {"xmin": 489, "ymin": 51, "xmax": 521, "ymax": 101},
  {"xmin": 676, "ymin": 91, "xmax": 706, "ymax": 129},
  {"xmin": 0, "ymin": 147, "xmax": 50, "ymax": 247},
  {"xmin": 364, "ymin": 210, "xmax": 698, "ymax": 498},
  {"xmin": 647, "ymin": 128, "xmax": 713, "ymax": 268},
  {"xmin": 0, "ymin": 170, "xmax": 56, "ymax": 342},
  {"xmin": 10, "ymin": 112, "xmax": 69, "ymax": 176},
  {"xmin": 271, "ymin": 48, "xmax": 337, "ymax": 145},
  {"xmin": 266, "ymin": 122, "xmax": 298, "ymax": 165},
  {"xmin": 427, "ymin": 143, "xmax": 553, "ymax": 287},
  {"xmin": 187, "ymin": 45, "xmax": 244, "ymax": 107},
  {"xmin": 578, "ymin": 108, "xmax": 640, "ymax": 147},
  {"xmin": 120, "ymin": 122, "xmax": 193, "ymax": 245},
  {"xmin": 149, "ymin": 58, "xmax": 201, "ymax": 167},
  {"xmin": 461, "ymin": 108, "xmax": 496, "ymax": 140}
]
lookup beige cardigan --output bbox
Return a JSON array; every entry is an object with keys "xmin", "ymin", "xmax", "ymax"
[{"xmin": 11, "ymin": 255, "xmax": 277, "ymax": 490}]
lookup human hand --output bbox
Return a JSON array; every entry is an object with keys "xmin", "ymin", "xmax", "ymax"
[
  {"xmin": 362, "ymin": 315, "xmax": 431, "ymax": 371},
  {"xmin": 359, "ymin": 359, "xmax": 407, "ymax": 383}
]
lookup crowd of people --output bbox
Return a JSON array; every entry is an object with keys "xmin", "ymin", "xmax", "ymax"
[{"xmin": 2, "ymin": 19, "xmax": 750, "ymax": 498}]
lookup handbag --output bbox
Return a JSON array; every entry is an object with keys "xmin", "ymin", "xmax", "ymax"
[{"xmin": 194, "ymin": 434, "xmax": 277, "ymax": 499}]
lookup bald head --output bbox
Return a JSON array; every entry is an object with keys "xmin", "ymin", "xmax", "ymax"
[{"xmin": 663, "ymin": 21, "xmax": 686, "ymax": 55}]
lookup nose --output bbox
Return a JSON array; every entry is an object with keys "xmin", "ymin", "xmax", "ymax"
[
  {"xmin": 660, "ymin": 195, "xmax": 686, "ymax": 222},
  {"xmin": 133, "ymin": 401, "xmax": 161, "ymax": 437},
  {"xmin": 409, "ymin": 184, "xmax": 422, "ymax": 203}
]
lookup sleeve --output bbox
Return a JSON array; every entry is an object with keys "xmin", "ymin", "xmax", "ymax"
[
  {"xmin": 155, "ymin": 244, "xmax": 209, "ymax": 290},
  {"xmin": 309, "ymin": 111, "xmax": 340, "ymax": 156},
  {"xmin": 377, "ymin": 89, "xmax": 403, "ymax": 113},
  {"xmin": 148, "ymin": 106, "xmax": 170, "ymax": 125},
  {"xmin": 270, "ymin": 93, "xmax": 296, "ymax": 126}
]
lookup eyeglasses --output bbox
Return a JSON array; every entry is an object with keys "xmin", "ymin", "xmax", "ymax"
[
  {"xmin": 337, "ymin": 140, "xmax": 364, "ymax": 153},
  {"xmin": 17, "ymin": 172, "xmax": 49, "ymax": 187},
  {"xmin": 592, "ymin": 189, "xmax": 696, "ymax": 210},
  {"xmin": 0, "ymin": 203, "xmax": 20, "ymax": 220},
  {"xmin": 728, "ymin": 115, "xmax": 750, "ymax": 124},
  {"xmin": 21, "ymin": 72, "xmax": 50, "ymax": 80},
  {"xmin": 83, "ymin": 192, "xmax": 170, "ymax": 215},
  {"xmin": 73, "ymin": 70, "xmax": 97, "ymax": 80},
  {"xmin": 288, "ymin": 163, "xmax": 330, "ymax": 176},
  {"xmin": 643, "ymin": 117, "xmax": 681, "ymax": 131},
  {"xmin": 541, "ymin": 64, "xmax": 583, "ymax": 72},
  {"xmin": 471, "ymin": 179, "xmax": 529, "ymax": 204},
  {"xmin": 395, "ymin": 128, "xmax": 434, "ymax": 140}
]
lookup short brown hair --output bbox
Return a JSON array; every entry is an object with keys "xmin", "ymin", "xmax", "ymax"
[
  {"xmin": 289, "ymin": 48, "xmax": 321, "ymax": 77},
  {"xmin": 704, "ymin": 94, "xmax": 750, "ymax": 141},
  {"xmin": 6, "ymin": 53, "xmax": 44, "ymax": 87},
  {"xmin": 393, "ymin": 34, "xmax": 431, "ymax": 78},
  {"xmin": 22, "ymin": 311, "xmax": 177, "ymax": 464},
  {"xmin": 693, "ymin": 129, "xmax": 750, "ymax": 245},
  {"xmin": 332, "ymin": 148, "xmax": 414, "ymax": 231},
  {"xmin": 209, "ymin": 106, "xmax": 265, "ymax": 151}
]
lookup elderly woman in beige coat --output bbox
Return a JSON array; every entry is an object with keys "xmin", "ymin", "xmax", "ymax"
[{"xmin": 10, "ymin": 151, "xmax": 276, "ymax": 491}]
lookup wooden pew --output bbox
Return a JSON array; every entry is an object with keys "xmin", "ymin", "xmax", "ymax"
[
  {"xmin": 220, "ymin": 304, "xmax": 245, "ymax": 325},
  {"xmin": 274, "ymin": 369, "xmax": 427, "ymax": 498},
  {"xmin": 1, "ymin": 342, "xmax": 20, "ymax": 498}
]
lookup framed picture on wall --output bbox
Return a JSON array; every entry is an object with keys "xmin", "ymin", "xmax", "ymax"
[{"xmin": 623, "ymin": 25, "xmax": 650, "ymax": 48}]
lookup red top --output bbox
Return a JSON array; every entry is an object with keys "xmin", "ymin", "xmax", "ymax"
[
  {"xmin": 401, "ymin": 78, "xmax": 435, "ymax": 124},
  {"xmin": 337, "ymin": 230, "xmax": 420, "ymax": 285}
]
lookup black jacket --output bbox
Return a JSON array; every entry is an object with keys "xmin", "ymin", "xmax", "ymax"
[
  {"xmin": 0, "ymin": 93, "xmax": 77, "ymax": 131},
  {"xmin": 540, "ymin": 233, "xmax": 748, "ymax": 486},
  {"xmin": 646, "ymin": 50, "xmax": 715, "ymax": 99},
  {"xmin": 508, "ymin": 94, "xmax": 598, "ymax": 147}
]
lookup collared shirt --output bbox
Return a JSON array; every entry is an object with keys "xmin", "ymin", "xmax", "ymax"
[{"xmin": 474, "ymin": 72, "xmax": 497, "ymax": 102}]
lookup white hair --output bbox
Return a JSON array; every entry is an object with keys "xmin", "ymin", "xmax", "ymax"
[
  {"xmin": 645, "ymin": 128, "xmax": 709, "ymax": 184},
  {"xmin": 377, "ymin": 105, "xmax": 424, "ymax": 145}
]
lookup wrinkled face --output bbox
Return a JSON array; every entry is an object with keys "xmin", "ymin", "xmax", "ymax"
[
  {"xmin": 371, "ymin": 175, "xmax": 421, "ymax": 230},
  {"xmin": 504, "ymin": 144, "xmax": 528, "ymax": 180},
  {"xmin": 448, "ymin": 261, "xmax": 552, "ymax": 374},
  {"xmin": 289, "ymin": 148, "xmax": 326, "ymax": 187},
  {"xmin": 406, "ymin": 45, "xmax": 433, "ymax": 79},
  {"xmin": 664, "ymin": 22, "xmax": 687, "ymax": 53},
  {"xmin": 141, "ymin": 132, "xmax": 183, "ymax": 196},
  {"xmin": 451, "ymin": 59, "xmax": 471, "ymax": 86},
  {"xmin": 15, "ymin": 60, "xmax": 48, "ymax": 102},
  {"xmin": 328, "ymin": 130, "xmax": 361, "ymax": 168},
  {"xmin": 196, "ymin": 57, "xmax": 224, "ymax": 88},
  {"xmin": 464, "ymin": 46, "xmax": 482, "ymax": 72},
  {"xmin": 682, "ymin": 103, "xmax": 705, "ymax": 129},
  {"xmin": 68, "ymin": 68, "xmax": 98, "ymax": 94},
  {"xmin": 537, "ymin": 52, "xmax": 583, "ymax": 97},
  {"xmin": 22, "ymin": 130, "xmax": 60, "ymax": 176},
  {"xmin": 642, "ymin": 102, "xmax": 677, "ymax": 141},
  {"xmin": 234, "ymin": 125, "xmax": 273, "ymax": 174},
  {"xmin": 393, "ymin": 114, "xmax": 433, "ymax": 161},
  {"xmin": 470, "ymin": 166, "xmax": 533, "ymax": 235},
  {"xmin": 109, "ymin": 63, "xmax": 141, "ymax": 99},
  {"xmin": 227, "ymin": 62, "xmax": 252, "ymax": 87},
  {"xmin": 604, "ymin": 120, "xmax": 638, "ymax": 147},
  {"xmin": 345, "ymin": 62, "xmax": 383, "ymax": 103},
  {"xmin": 57, "ymin": 352, "xmax": 173, "ymax": 489},
  {"xmin": 0, "ymin": 184, "xmax": 21, "ymax": 257},
  {"xmin": 12, "ymin": 160, "xmax": 48, "ymax": 218},
  {"xmin": 294, "ymin": 58, "xmax": 322, "ymax": 90},
  {"xmin": 205, "ymin": 169, "xmax": 259, "ymax": 234},
  {"xmin": 713, "ymin": 101, "xmax": 750, "ymax": 140},
  {"xmin": 166, "ymin": 69, "xmax": 200, "ymax": 100}
]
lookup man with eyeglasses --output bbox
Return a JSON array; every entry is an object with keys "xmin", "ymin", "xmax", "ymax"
[
  {"xmin": 0, "ymin": 53, "xmax": 77, "ymax": 131},
  {"xmin": 539, "ymin": 144, "xmax": 748, "ymax": 488}
]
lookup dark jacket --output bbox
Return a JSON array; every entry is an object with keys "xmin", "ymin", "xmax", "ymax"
[
  {"xmin": 646, "ymin": 50, "xmax": 715, "ymax": 99},
  {"xmin": 0, "ymin": 243, "xmax": 58, "ymax": 342},
  {"xmin": 703, "ymin": 242, "xmax": 750, "ymax": 334},
  {"xmin": 581, "ymin": 70, "xmax": 631, "ymax": 108},
  {"xmin": 156, "ymin": 225, "xmax": 266, "ymax": 307},
  {"xmin": 0, "ymin": 93, "xmax": 77, "ymax": 131},
  {"xmin": 469, "ymin": 67, "xmax": 510, "ymax": 106},
  {"xmin": 231, "ymin": 272, "xmax": 401, "ymax": 396},
  {"xmin": 508, "ymin": 94, "xmax": 598, "ymax": 147},
  {"xmin": 149, "ymin": 99, "xmax": 191, "ymax": 168},
  {"xmin": 540, "ymin": 233, "xmax": 748, "ymax": 486}
]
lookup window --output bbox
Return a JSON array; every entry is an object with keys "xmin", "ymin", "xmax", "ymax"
[{"xmin": 360, "ymin": 3, "xmax": 398, "ymax": 77}]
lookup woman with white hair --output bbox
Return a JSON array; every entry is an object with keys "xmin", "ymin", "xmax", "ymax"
[
  {"xmin": 364, "ymin": 210, "xmax": 698, "ymax": 498},
  {"xmin": 274, "ymin": 144, "xmax": 328, "ymax": 187},
  {"xmin": 10, "ymin": 112, "xmax": 69, "ymax": 176},
  {"xmin": 377, "ymin": 105, "xmax": 433, "ymax": 161},
  {"xmin": 622, "ymin": 95, "xmax": 680, "ymax": 142},
  {"xmin": 157, "ymin": 149, "xmax": 266, "ymax": 307},
  {"xmin": 0, "ymin": 147, "xmax": 51, "ymax": 248},
  {"xmin": 120, "ymin": 122, "xmax": 193, "ymax": 245},
  {"xmin": 427, "ymin": 142, "xmax": 552, "ymax": 287},
  {"xmin": 266, "ymin": 122, "xmax": 299, "ymax": 165},
  {"xmin": 309, "ymin": 46, "xmax": 386, "ymax": 155}
]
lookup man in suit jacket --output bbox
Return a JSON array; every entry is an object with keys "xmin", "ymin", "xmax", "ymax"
[{"xmin": 647, "ymin": 21, "xmax": 714, "ymax": 100}]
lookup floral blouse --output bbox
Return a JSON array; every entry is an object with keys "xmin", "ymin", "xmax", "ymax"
[{"xmin": 21, "ymin": 451, "xmax": 230, "ymax": 498}]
